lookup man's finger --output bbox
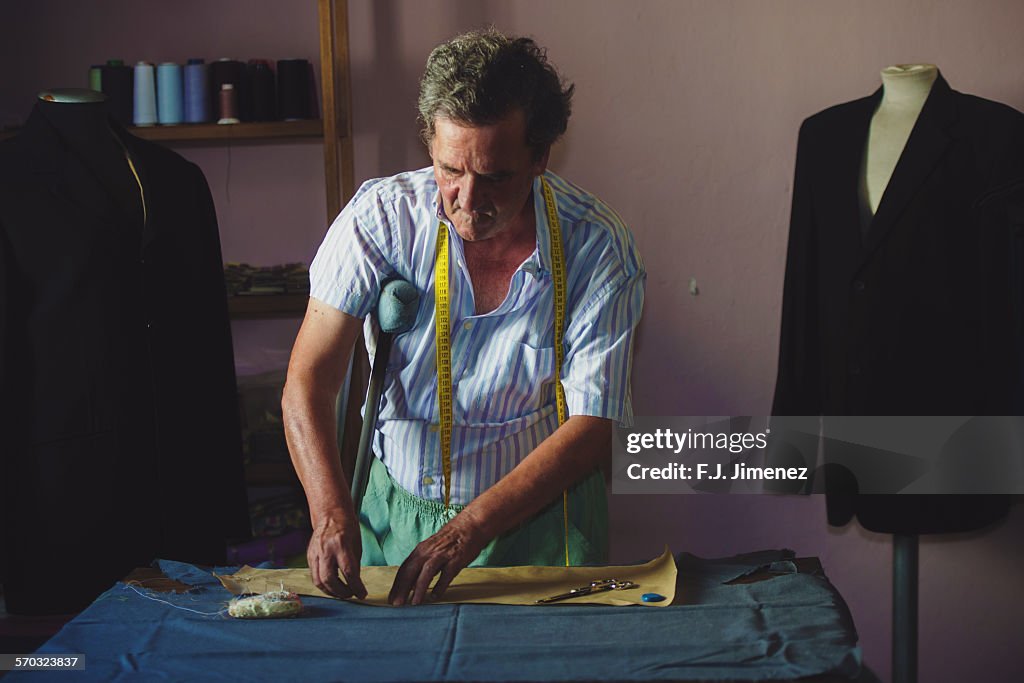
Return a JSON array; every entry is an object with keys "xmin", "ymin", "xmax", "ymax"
[
  {"xmin": 410, "ymin": 558, "xmax": 444, "ymax": 606},
  {"xmin": 338, "ymin": 553, "xmax": 367, "ymax": 600},
  {"xmin": 319, "ymin": 556, "xmax": 353, "ymax": 598},
  {"xmin": 430, "ymin": 564, "xmax": 461, "ymax": 601},
  {"xmin": 389, "ymin": 556, "xmax": 422, "ymax": 606},
  {"xmin": 309, "ymin": 553, "xmax": 323, "ymax": 593}
]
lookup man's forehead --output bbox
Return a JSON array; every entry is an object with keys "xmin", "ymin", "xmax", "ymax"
[
  {"xmin": 430, "ymin": 114, "xmax": 531, "ymax": 169},
  {"xmin": 432, "ymin": 110, "xmax": 527, "ymax": 143}
]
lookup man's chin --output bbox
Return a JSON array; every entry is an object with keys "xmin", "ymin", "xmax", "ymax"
[{"xmin": 454, "ymin": 219, "xmax": 497, "ymax": 241}]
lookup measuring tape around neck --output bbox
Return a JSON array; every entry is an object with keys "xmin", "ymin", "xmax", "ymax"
[{"xmin": 434, "ymin": 176, "xmax": 572, "ymax": 565}]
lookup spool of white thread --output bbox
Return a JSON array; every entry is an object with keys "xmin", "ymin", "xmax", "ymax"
[{"xmin": 133, "ymin": 61, "xmax": 157, "ymax": 127}]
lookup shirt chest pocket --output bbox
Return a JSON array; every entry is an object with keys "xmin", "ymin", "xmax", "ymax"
[{"xmin": 463, "ymin": 342, "xmax": 557, "ymax": 424}]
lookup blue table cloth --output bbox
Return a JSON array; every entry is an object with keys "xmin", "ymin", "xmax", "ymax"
[{"xmin": 11, "ymin": 551, "xmax": 861, "ymax": 682}]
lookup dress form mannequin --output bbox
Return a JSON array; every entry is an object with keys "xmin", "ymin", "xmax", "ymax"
[
  {"xmin": 861, "ymin": 65, "xmax": 939, "ymax": 225},
  {"xmin": 775, "ymin": 63, "xmax": 1024, "ymax": 683},
  {"xmin": 0, "ymin": 90, "xmax": 157, "ymax": 615},
  {"xmin": 863, "ymin": 64, "xmax": 938, "ymax": 683},
  {"xmin": 0, "ymin": 88, "xmax": 249, "ymax": 615}
]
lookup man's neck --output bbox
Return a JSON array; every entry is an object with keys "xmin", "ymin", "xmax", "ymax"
[
  {"xmin": 879, "ymin": 64, "xmax": 938, "ymax": 110},
  {"xmin": 460, "ymin": 190, "xmax": 539, "ymax": 314}
]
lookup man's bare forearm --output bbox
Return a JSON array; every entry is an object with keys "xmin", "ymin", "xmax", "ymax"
[
  {"xmin": 282, "ymin": 301, "xmax": 364, "ymax": 526},
  {"xmin": 457, "ymin": 415, "xmax": 611, "ymax": 540},
  {"xmin": 282, "ymin": 377, "xmax": 353, "ymax": 525}
]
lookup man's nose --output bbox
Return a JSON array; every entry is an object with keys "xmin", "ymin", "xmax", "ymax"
[{"xmin": 458, "ymin": 175, "xmax": 481, "ymax": 211}]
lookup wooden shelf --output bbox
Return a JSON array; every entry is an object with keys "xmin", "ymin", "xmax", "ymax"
[
  {"xmin": 0, "ymin": 119, "xmax": 323, "ymax": 144},
  {"xmin": 228, "ymin": 294, "xmax": 308, "ymax": 319},
  {"xmin": 132, "ymin": 119, "xmax": 323, "ymax": 143}
]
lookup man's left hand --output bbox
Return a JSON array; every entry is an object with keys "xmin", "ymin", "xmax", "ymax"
[{"xmin": 388, "ymin": 511, "xmax": 490, "ymax": 606}]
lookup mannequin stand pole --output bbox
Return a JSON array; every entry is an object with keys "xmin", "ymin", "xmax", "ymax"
[{"xmin": 892, "ymin": 532, "xmax": 918, "ymax": 683}]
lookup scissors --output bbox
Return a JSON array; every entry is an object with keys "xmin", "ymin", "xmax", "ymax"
[{"xmin": 536, "ymin": 579, "xmax": 638, "ymax": 604}]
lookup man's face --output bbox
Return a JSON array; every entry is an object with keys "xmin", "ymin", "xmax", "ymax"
[{"xmin": 431, "ymin": 108, "xmax": 548, "ymax": 243}]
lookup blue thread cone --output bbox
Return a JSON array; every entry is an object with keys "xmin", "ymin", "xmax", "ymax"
[
  {"xmin": 157, "ymin": 62, "xmax": 183, "ymax": 125},
  {"xmin": 184, "ymin": 58, "xmax": 209, "ymax": 123}
]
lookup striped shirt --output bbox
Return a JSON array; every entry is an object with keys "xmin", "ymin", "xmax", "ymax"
[{"xmin": 310, "ymin": 168, "xmax": 645, "ymax": 504}]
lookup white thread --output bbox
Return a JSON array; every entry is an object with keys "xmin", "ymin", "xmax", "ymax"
[
  {"xmin": 123, "ymin": 578, "xmax": 302, "ymax": 619},
  {"xmin": 122, "ymin": 581, "xmax": 229, "ymax": 618}
]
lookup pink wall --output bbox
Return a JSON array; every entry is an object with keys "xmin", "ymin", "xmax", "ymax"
[{"xmin": 4, "ymin": 1, "xmax": 1024, "ymax": 680}]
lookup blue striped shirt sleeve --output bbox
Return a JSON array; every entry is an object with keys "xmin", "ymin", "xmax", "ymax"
[
  {"xmin": 563, "ymin": 268, "xmax": 645, "ymax": 424},
  {"xmin": 309, "ymin": 178, "xmax": 395, "ymax": 319},
  {"xmin": 560, "ymin": 205, "xmax": 646, "ymax": 425}
]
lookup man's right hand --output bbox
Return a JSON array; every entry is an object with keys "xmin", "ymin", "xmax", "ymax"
[{"xmin": 308, "ymin": 509, "xmax": 367, "ymax": 599}]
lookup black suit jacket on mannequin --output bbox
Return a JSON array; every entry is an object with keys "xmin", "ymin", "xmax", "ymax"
[
  {"xmin": 773, "ymin": 74, "xmax": 1024, "ymax": 532},
  {"xmin": 0, "ymin": 102, "xmax": 249, "ymax": 613}
]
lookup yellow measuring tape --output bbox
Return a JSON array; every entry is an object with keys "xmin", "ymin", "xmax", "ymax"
[{"xmin": 435, "ymin": 177, "xmax": 572, "ymax": 565}]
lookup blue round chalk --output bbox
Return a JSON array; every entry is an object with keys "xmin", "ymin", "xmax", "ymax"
[{"xmin": 641, "ymin": 592, "xmax": 666, "ymax": 603}]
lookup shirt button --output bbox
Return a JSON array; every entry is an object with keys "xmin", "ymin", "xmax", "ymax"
[
  {"xmin": 422, "ymin": 475, "xmax": 435, "ymax": 485},
  {"xmin": 852, "ymin": 280, "xmax": 866, "ymax": 292},
  {"xmin": 463, "ymin": 321, "xmax": 473, "ymax": 330}
]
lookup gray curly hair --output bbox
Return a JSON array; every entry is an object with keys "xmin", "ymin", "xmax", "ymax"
[{"xmin": 417, "ymin": 28, "xmax": 574, "ymax": 158}]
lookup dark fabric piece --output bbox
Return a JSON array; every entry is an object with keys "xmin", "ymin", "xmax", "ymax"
[
  {"xmin": 0, "ymin": 101, "xmax": 249, "ymax": 615},
  {"xmin": 772, "ymin": 74, "xmax": 1023, "ymax": 533},
  {"xmin": 10, "ymin": 553, "xmax": 860, "ymax": 682}
]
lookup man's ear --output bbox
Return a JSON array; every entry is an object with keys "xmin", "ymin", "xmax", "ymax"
[{"xmin": 532, "ymin": 147, "xmax": 550, "ymax": 176}]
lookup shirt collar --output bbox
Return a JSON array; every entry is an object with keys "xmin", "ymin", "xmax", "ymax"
[{"xmin": 434, "ymin": 189, "xmax": 449, "ymax": 221}]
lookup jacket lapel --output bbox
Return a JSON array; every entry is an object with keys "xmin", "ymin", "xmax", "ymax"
[
  {"xmin": 26, "ymin": 104, "xmax": 147, "ymax": 247},
  {"xmin": 23, "ymin": 107, "xmax": 115, "ymax": 225},
  {"xmin": 860, "ymin": 73, "xmax": 957, "ymax": 264},
  {"xmin": 819, "ymin": 90, "xmax": 879, "ymax": 282},
  {"xmin": 116, "ymin": 131, "xmax": 158, "ymax": 253}
]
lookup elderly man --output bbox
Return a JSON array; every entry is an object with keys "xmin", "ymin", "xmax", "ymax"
[{"xmin": 283, "ymin": 29, "xmax": 645, "ymax": 606}]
